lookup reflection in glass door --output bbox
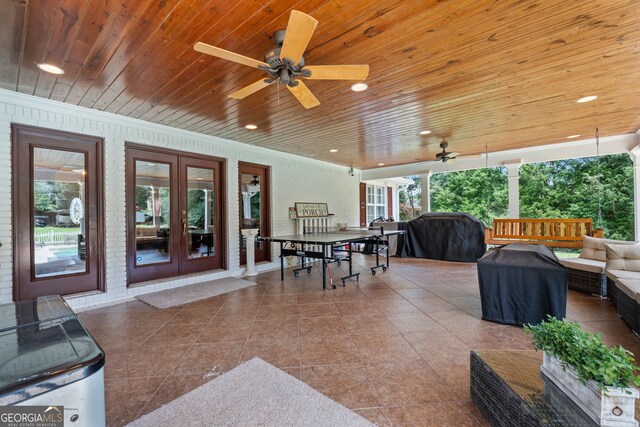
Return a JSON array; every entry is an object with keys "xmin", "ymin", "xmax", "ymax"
[
  {"xmin": 186, "ymin": 167, "xmax": 215, "ymax": 259},
  {"xmin": 13, "ymin": 125, "xmax": 104, "ymax": 301},
  {"xmin": 33, "ymin": 148, "xmax": 87, "ymax": 278},
  {"xmin": 134, "ymin": 161, "xmax": 171, "ymax": 266},
  {"xmin": 239, "ymin": 163, "xmax": 270, "ymax": 265}
]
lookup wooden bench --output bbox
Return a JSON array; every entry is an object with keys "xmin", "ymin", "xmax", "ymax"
[{"xmin": 485, "ymin": 218, "xmax": 604, "ymax": 249}]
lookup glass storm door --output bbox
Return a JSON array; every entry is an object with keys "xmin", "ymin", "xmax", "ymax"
[
  {"xmin": 126, "ymin": 146, "xmax": 224, "ymax": 284},
  {"xmin": 12, "ymin": 125, "xmax": 104, "ymax": 301},
  {"xmin": 239, "ymin": 162, "xmax": 270, "ymax": 265}
]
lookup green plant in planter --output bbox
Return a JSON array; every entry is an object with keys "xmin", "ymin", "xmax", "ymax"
[{"xmin": 524, "ymin": 316, "xmax": 640, "ymax": 391}]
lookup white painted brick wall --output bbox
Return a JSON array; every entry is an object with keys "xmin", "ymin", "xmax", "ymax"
[{"xmin": 0, "ymin": 90, "xmax": 361, "ymax": 309}]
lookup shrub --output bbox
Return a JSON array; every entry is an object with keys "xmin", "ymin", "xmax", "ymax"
[{"xmin": 524, "ymin": 316, "xmax": 640, "ymax": 391}]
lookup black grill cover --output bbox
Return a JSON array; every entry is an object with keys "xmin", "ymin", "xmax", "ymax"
[
  {"xmin": 477, "ymin": 243, "xmax": 567, "ymax": 326},
  {"xmin": 400, "ymin": 212, "xmax": 486, "ymax": 262}
]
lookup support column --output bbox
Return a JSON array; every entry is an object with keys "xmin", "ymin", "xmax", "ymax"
[
  {"xmin": 241, "ymin": 228, "xmax": 259, "ymax": 276},
  {"xmin": 504, "ymin": 162, "xmax": 522, "ymax": 218},
  {"xmin": 420, "ymin": 172, "xmax": 432, "ymax": 214},
  {"xmin": 630, "ymin": 147, "xmax": 640, "ymax": 241}
]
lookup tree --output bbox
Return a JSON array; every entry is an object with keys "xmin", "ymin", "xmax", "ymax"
[
  {"xmin": 430, "ymin": 167, "xmax": 508, "ymax": 226},
  {"xmin": 398, "ymin": 176, "xmax": 422, "ymax": 220},
  {"xmin": 520, "ymin": 154, "xmax": 633, "ymax": 240}
]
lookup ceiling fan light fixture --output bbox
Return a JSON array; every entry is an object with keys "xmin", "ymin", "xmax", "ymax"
[
  {"xmin": 245, "ymin": 124, "xmax": 258, "ymax": 130},
  {"xmin": 576, "ymin": 95, "xmax": 597, "ymax": 103},
  {"xmin": 329, "ymin": 149, "xmax": 338, "ymax": 152},
  {"xmin": 566, "ymin": 134, "xmax": 581, "ymax": 139},
  {"xmin": 37, "ymin": 63, "xmax": 64, "ymax": 75},
  {"xmin": 350, "ymin": 83, "xmax": 368, "ymax": 92},
  {"xmin": 419, "ymin": 130, "xmax": 431, "ymax": 135},
  {"xmin": 378, "ymin": 163, "xmax": 385, "ymax": 166}
]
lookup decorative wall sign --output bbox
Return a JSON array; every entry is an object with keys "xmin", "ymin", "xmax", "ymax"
[
  {"xmin": 69, "ymin": 198, "xmax": 84, "ymax": 224},
  {"xmin": 288, "ymin": 207, "xmax": 297, "ymax": 219},
  {"xmin": 294, "ymin": 202, "xmax": 329, "ymax": 218}
]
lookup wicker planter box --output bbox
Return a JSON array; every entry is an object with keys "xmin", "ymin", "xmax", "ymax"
[
  {"xmin": 541, "ymin": 352, "xmax": 639, "ymax": 426},
  {"xmin": 567, "ymin": 267, "xmax": 607, "ymax": 297}
]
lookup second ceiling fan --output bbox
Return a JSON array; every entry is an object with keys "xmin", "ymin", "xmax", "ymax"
[{"xmin": 194, "ymin": 10, "xmax": 369, "ymax": 109}]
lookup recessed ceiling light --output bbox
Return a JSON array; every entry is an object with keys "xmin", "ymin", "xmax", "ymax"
[
  {"xmin": 566, "ymin": 134, "xmax": 581, "ymax": 139},
  {"xmin": 378, "ymin": 163, "xmax": 385, "ymax": 166},
  {"xmin": 329, "ymin": 149, "xmax": 338, "ymax": 153},
  {"xmin": 148, "ymin": 163, "xmax": 156, "ymax": 166},
  {"xmin": 419, "ymin": 130, "xmax": 431, "ymax": 135},
  {"xmin": 37, "ymin": 63, "xmax": 64, "ymax": 75},
  {"xmin": 350, "ymin": 83, "xmax": 368, "ymax": 92},
  {"xmin": 245, "ymin": 124, "xmax": 257, "ymax": 130},
  {"xmin": 576, "ymin": 95, "xmax": 597, "ymax": 103},
  {"xmin": 197, "ymin": 177, "xmax": 203, "ymax": 180}
]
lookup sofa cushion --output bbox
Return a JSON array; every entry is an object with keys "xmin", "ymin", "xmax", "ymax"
[
  {"xmin": 580, "ymin": 236, "xmax": 635, "ymax": 261},
  {"xmin": 606, "ymin": 269, "xmax": 640, "ymax": 283},
  {"xmin": 616, "ymin": 278, "xmax": 640, "ymax": 300},
  {"xmin": 559, "ymin": 257, "xmax": 605, "ymax": 274},
  {"xmin": 605, "ymin": 243, "xmax": 640, "ymax": 272}
]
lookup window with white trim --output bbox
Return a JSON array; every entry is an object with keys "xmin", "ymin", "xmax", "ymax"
[{"xmin": 366, "ymin": 184, "xmax": 387, "ymax": 224}]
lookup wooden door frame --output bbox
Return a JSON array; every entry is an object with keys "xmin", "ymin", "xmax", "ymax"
[
  {"xmin": 125, "ymin": 143, "xmax": 227, "ymax": 285},
  {"xmin": 179, "ymin": 155, "xmax": 225, "ymax": 274},
  {"xmin": 238, "ymin": 162, "xmax": 271, "ymax": 265},
  {"xmin": 12, "ymin": 124, "xmax": 105, "ymax": 301}
]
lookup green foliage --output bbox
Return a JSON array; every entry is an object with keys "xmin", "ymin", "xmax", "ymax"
[
  {"xmin": 398, "ymin": 176, "xmax": 422, "ymax": 220},
  {"xmin": 520, "ymin": 154, "xmax": 633, "ymax": 240},
  {"xmin": 430, "ymin": 167, "xmax": 508, "ymax": 226},
  {"xmin": 525, "ymin": 317, "xmax": 640, "ymax": 391},
  {"xmin": 33, "ymin": 180, "xmax": 82, "ymax": 214}
]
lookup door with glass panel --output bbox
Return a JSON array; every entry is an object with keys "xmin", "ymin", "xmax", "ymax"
[
  {"xmin": 12, "ymin": 125, "xmax": 104, "ymax": 301},
  {"xmin": 126, "ymin": 146, "xmax": 224, "ymax": 284},
  {"xmin": 239, "ymin": 162, "xmax": 270, "ymax": 265},
  {"xmin": 180, "ymin": 156, "xmax": 223, "ymax": 274}
]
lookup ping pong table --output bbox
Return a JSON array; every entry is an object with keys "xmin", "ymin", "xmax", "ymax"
[{"xmin": 260, "ymin": 227, "xmax": 404, "ymax": 290}]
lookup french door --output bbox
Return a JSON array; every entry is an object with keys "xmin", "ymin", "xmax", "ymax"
[
  {"xmin": 126, "ymin": 145, "xmax": 225, "ymax": 284},
  {"xmin": 12, "ymin": 125, "xmax": 104, "ymax": 301},
  {"xmin": 239, "ymin": 162, "xmax": 270, "ymax": 265}
]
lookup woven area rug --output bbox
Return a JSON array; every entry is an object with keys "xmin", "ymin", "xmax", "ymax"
[
  {"xmin": 136, "ymin": 277, "xmax": 256, "ymax": 309},
  {"xmin": 126, "ymin": 358, "xmax": 373, "ymax": 427}
]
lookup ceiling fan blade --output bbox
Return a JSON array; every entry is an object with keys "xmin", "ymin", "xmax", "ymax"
[
  {"xmin": 304, "ymin": 65, "xmax": 369, "ymax": 80},
  {"xmin": 194, "ymin": 42, "xmax": 268, "ymax": 69},
  {"xmin": 228, "ymin": 79, "xmax": 274, "ymax": 100},
  {"xmin": 448, "ymin": 152, "xmax": 461, "ymax": 158},
  {"xmin": 280, "ymin": 10, "xmax": 318, "ymax": 65},
  {"xmin": 287, "ymin": 81, "xmax": 320, "ymax": 109},
  {"xmin": 456, "ymin": 153, "xmax": 482, "ymax": 159}
]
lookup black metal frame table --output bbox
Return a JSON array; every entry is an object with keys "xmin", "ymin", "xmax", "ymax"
[{"xmin": 260, "ymin": 228, "xmax": 403, "ymax": 290}]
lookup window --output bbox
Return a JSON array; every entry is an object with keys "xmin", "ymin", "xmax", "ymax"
[{"xmin": 366, "ymin": 184, "xmax": 387, "ymax": 224}]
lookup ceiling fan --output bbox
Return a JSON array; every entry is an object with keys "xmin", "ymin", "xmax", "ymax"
[
  {"xmin": 193, "ymin": 10, "xmax": 369, "ymax": 109},
  {"xmin": 435, "ymin": 139, "xmax": 460, "ymax": 164}
]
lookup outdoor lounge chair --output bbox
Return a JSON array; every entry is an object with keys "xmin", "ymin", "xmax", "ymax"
[
  {"xmin": 604, "ymin": 243, "xmax": 640, "ymax": 336},
  {"xmin": 559, "ymin": 236, "xmax": 635, "ymax": 297}
]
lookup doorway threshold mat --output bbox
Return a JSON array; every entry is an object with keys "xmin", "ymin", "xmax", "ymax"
[{"xmin": 136, "ymin": 277, "xmax": 256, "ymax": 309}]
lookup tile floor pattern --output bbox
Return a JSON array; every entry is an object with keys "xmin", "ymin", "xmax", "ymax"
[{"xmin": 79, "ymin": 256, "xmax": 640, "ymax": 426}]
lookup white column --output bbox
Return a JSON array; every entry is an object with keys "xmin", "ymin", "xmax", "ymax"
[
  {"xmin": 630, "ymin": 147, "xmax": 640, "ymax": 241},
  {"xmin": 505, "ymin": 162, "xmax": 522, "ymax": 218},
  {"xmin": 420, "ymin": 172, "xmax": 432, "ymax": 214},
  {"xmin": 241, "ymin": 228, "xmax": 259, "ymax": 276}
]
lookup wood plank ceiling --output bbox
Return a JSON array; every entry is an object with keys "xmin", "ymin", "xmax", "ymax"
[{"xmin": 1, "ymin": 0, "xmax": 639, "ymax": 169}]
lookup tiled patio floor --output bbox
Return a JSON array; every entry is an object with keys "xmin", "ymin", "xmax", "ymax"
[{"xmin": 79, "ymin": 255, "xmax": 639, "ymax": 426}]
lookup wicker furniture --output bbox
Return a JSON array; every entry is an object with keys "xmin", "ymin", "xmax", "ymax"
[
  {"xmin": 485, "ymin": 218, "xmax": 603, "ymax": 249},
  {"xmin": 470, "ymin": 351, "xmax": 596, "ymax": 426},
  {"xmin": 559, "ymin": 236, "xmax": 635, "ymax": 297},
  {"xmin": 605, "ymin": 243, "xmax": 640, "ymax": 337}
]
